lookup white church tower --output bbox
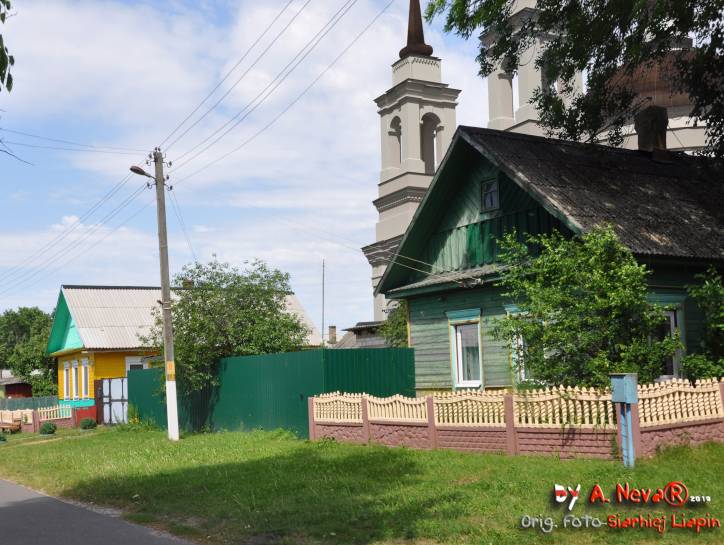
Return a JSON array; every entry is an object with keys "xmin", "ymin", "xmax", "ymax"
[{"xmin": 363, "ymin": 0, "xmax": 460, "ymax": 321}]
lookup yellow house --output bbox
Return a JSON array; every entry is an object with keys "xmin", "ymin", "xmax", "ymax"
[
  {"xmin": 47, "ymin": 285, "xmax": 159, "ymax": 407},
  {"xmin": 47, "ymin": 284, "xmax": 322, "ymax": 408}
]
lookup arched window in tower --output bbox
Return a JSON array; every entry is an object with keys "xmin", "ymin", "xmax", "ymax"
[
  {"xmin": 389, "ymin": 116, "xmax": 402, "ymax": 167},
  {"xmin": 420, "ymin": 112, "xmax": 441, "ymax": 174}
]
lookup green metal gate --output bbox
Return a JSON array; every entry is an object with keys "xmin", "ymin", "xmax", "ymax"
[{"xmin": 128, "ymin": 348, "xmax": 414, "ymax": 438}]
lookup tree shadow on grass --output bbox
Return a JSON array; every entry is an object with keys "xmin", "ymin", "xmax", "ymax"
[{"xmin": 65, "ymin": 442, "xmax": 465, "ymax": 545}]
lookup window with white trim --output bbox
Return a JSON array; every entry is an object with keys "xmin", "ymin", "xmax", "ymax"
[
  {"xmin": 447, "ymin": 309, "xmax": 483, "ymax": 388},
  {"xmin": 125, "ymin": 356, "xmax": 148, "ymax": 374},
  {"xmin": 654, "ymin": 309, "xmax": 683, "ymax": 377},
  {"xmin": 81, "ymin": 358, "xmax": 90, "ymax": 399},
  {"xmin": 72, "ymin": 360, "xmax": 79, "ymax": 399},
  {"xmin": 63, "ymin": 362, "xmax": 70, "ymax": 399},
  {"xmin": 505, "ymin": 304, "xmax": 528, "ymax": 383}
]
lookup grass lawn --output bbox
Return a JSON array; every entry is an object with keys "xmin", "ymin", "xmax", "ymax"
[{"xmin": 0, "ymin": 428, "xmax": 721, "ymax": 545}]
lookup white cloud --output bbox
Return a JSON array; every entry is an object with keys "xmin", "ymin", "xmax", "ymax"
[{"xmin": 0, "ymin": 0, "xmax": 490, "ymax": 332}]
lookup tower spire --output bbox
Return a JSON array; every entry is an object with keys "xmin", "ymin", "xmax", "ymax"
[{"xmin": 399, "ymin": 0, "xmax": 433, "ymax": 59}]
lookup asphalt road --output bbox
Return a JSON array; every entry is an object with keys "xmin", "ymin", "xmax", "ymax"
[{"xmin": 0, "ymin": 479, "xmax": 194, "ymax": 545}]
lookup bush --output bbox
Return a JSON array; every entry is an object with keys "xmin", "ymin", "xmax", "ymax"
[
  {"xmin": 39, "ymin": 422, "xmax": 57, "ymax": 435},
  {"xmin": 681, "ymin": 354, "xmax": 724, "ymax": 381},
  {"xmin": 0, "ymin": 433, "xmax": 6, "ymax": 443},
  {"xmin": 79, "ymin": 418, "xmax": 97, "ymax": 430}
]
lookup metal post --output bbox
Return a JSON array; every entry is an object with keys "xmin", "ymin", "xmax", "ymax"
[
  {"xmin": 610, "ymin": 373, "xmax": 638, "ymax": 468},
  {"xmin": 153, "ymin": 149, "xmax": 180, "ymax": 441}
]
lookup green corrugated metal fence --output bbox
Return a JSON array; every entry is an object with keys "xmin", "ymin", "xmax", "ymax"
[
  {"xmin": 128, "ymin": 348, "xmax": 414, "ymax": 438},
  {"xmin": 0, "ymin": 395, "xmax": 58, "ymax": 410}
]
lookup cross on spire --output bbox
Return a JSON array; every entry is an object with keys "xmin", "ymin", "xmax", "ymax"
[{"xmin": 399, "ymin": 0, "xmax": 433, "ymax": 59}]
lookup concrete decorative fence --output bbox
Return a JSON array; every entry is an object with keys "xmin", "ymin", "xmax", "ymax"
[
  {"xmin": 636, "ymin": 378, "xmax": 724, "ymax": 456},
  {"xmin": 1, "ymin": 405, "xmax": 95, "ymax": 433},
  {"xmin": 309, "ymin": 378, "xmax": 724, "ymax": 460}
]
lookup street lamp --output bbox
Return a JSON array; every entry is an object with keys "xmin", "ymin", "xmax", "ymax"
[{"xmin": 130, "ymin": 153, "xmax": 180, "ymax": 442}]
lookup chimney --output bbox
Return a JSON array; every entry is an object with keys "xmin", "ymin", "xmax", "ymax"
[
  {"xmin": 634, "ymin": 105, "xmax": 668, "ymax": 152},
  {"xmin": 328, "ymin": 325, "xmax": 337, "ymax": 345}
]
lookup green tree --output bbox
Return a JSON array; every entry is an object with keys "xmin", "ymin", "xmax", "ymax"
[
  {"xmin": 681, "ymin": 266, "xmax": 724, "ymax": 380},
  {"xmin": 426, "ymin": 0, "xmax": 724, "ymax": 157},
  {"xmin": 144, "ymin": 259, "xmax": 309, "ymax": 394},
  {"xmin": 0, "ymin": 0, "xmax": 13, "ymax": 93},
  {"xmin": 0, "ymin": 307, "xmax": 56, "ymax": 395},
  {"xmin": 493, "ymin": 226, "xmax": 678, "ymax": 388},
  {"xmin": 379, "ymin": 300, "xmax": 409, "ymax": 348}
]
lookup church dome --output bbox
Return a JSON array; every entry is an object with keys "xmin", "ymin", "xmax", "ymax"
[{"xmin": 613, "ymin": 51, "xmax": 694, "ymax": 109}]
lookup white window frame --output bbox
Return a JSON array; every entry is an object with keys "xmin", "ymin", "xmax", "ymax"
[
  {"xmin": 63, "ymin": 362, "xmax": 70, "ymax": 399},
  {"xmin": 447, "ymin": 309, "xmax": 483, "ymax": 389},
  {"xmin": 125, "ymin": 356, "xmax": 148, "ymax": 375},
  {"xmin": 647, "ymin": 293, "xmax": 687, "ymax": 379},
  {"xmin": 81, "ymin": 358, "xmax": 90, "ymax": 399},
  {"xmin": 660, "ymin": 308, "xmax": 683, "ymax": 378},
  {"xmin": 72, "ymin": 360, "xmax": 79, "ymax": 399},
  {"xmin": 505, "ymin": 304, "xmax": 528, "ymax": 384}
]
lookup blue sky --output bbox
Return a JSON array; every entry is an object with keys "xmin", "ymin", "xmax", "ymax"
[{"xmin": 0, "ymin": 0, "xmax": 489, "ymax": 336}]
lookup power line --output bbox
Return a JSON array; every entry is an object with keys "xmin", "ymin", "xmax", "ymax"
[
  {"xmin": 168, "ymin": 188, "xmax": 198, "ymax": 262},
  {"xmin": 170, "ymin": 0, "xmax": 361, "ymax": 173},
  {"xmin": 272, "ymin": 214, "xmax": 462, "ymax": 285},
  {"xmin": 162, "ymin": 0, "xmax": 309, "ymax": 152},
  {"xmin": 0, "ymin": 196, "xmax": 155, "ymax": 299},
  {"xmin": 0, "ymin": 128, "xmax": 146, "ymax": 152},
  {"xmin": 0, "ymin": 183, "xmax": 149, "ymax": 296},
  {"xmin": 0, "ymin": 173, "xmax": 136, "ymax": 284},
  {"xmin": 173, "ymin": 0, "xmax": 394, "ymax": 184},
  {"xmin": 2, "ymin": 140, "xmax": 141, "ymax": 156}
]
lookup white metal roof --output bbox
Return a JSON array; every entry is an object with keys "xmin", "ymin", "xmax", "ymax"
[{"xmin": 61, "ymin": 285, "xmax": 321, "ymax": 350}]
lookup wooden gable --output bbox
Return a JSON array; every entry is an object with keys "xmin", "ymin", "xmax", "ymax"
[{"xmin": 378, "ymin": 134, "xmax": 575, "ymax": 295}]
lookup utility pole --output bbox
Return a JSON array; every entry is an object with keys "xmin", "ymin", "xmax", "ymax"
[
  {"xmin": 321, "ymin": 259, "xmax": 325, "ymax": 347},
  {"xmin": 153, "ymin": 148, "xmax": 180, "ymax": 441}
]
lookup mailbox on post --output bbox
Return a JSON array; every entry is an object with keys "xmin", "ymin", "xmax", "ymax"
[
  {"xmin": 610, "ymin": 373, "xmax": 638, "ymax": 468},
  {"xmin": 611, "ymin": 373, "xmax": 638, "ymax": 404}
]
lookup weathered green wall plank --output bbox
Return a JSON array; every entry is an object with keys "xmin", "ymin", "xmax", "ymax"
[{"xmin": 409, "ymin": 287, "xmax": 512, "ymax": 390}]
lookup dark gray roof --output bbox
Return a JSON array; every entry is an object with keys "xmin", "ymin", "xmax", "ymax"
[{"xmin": 459, "ymin": 127, "xmax": 724, "ymax": 260}]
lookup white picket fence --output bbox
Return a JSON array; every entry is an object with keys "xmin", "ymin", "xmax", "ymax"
[{"xmin": 37, "ymin": 405, "xmax": 72, "ymax": 421}]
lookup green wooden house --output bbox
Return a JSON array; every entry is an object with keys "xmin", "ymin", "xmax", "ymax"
[{"xmin": 376, "ymin": 126, "xmax": 724, "ymax": 393}]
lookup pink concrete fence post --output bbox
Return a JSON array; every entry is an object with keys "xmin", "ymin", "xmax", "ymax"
[
  {"xmin": 720, "ymin": 381, "xmax": 724, "ymax": 408},
  {"xmin": 503, "ymin": 394, "xmax": 518, "ymax": 455},
  {"xmin": 426, "ymin": 396, "xmax": 437, "ymax": 449},
  {"xmin": 361, "ymin": 397, "xmax": 371, "ymax": 443},
  {"xmin": 32, "ymin": 409, "xmax": 39, "ymax": 433},
  {"xmin": 307, "ymin": 397, "xmax": 316, "ymax": 441}
]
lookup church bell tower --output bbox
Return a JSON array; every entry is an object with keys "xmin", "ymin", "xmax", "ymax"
[{"xmin": 362, "ymin": 0, "xmax": 460, "ymax": 321}]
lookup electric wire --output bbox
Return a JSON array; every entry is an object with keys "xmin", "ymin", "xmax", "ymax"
[
  {"xmin": 172, "ymin": 0, "xmax": 393, "ymax": 184},
  {"xmin": 272, "ymin": 215, "xmax": 465, "ymax": 286},
  {"xmin": 0, "ymin": 196, "xmax": 155, "ymax": 298},
  {"xmin": 0, "ymin": 173, "xmax": 136, "ymax": 284},
  {"xmin": 2, "ymin": 140, "xmax": 142, "ymax": 156},
  {"xmin": 162, "ymin": 0, "xmax": 310, "ymax": 152},
  {"xmin": 169, "ymin": 188, "xmax": 198, "ymax": 262},
  {"xmin": 0, "ymin": 183, "xmax": 149, "ymax": 296},
  {"xmin": 0, "ymin": 128, "xmax": 146, "ymax": 152},
  {"xmin": 169, "ymin": 0, "xmax": 361, "ymax": 172}
]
